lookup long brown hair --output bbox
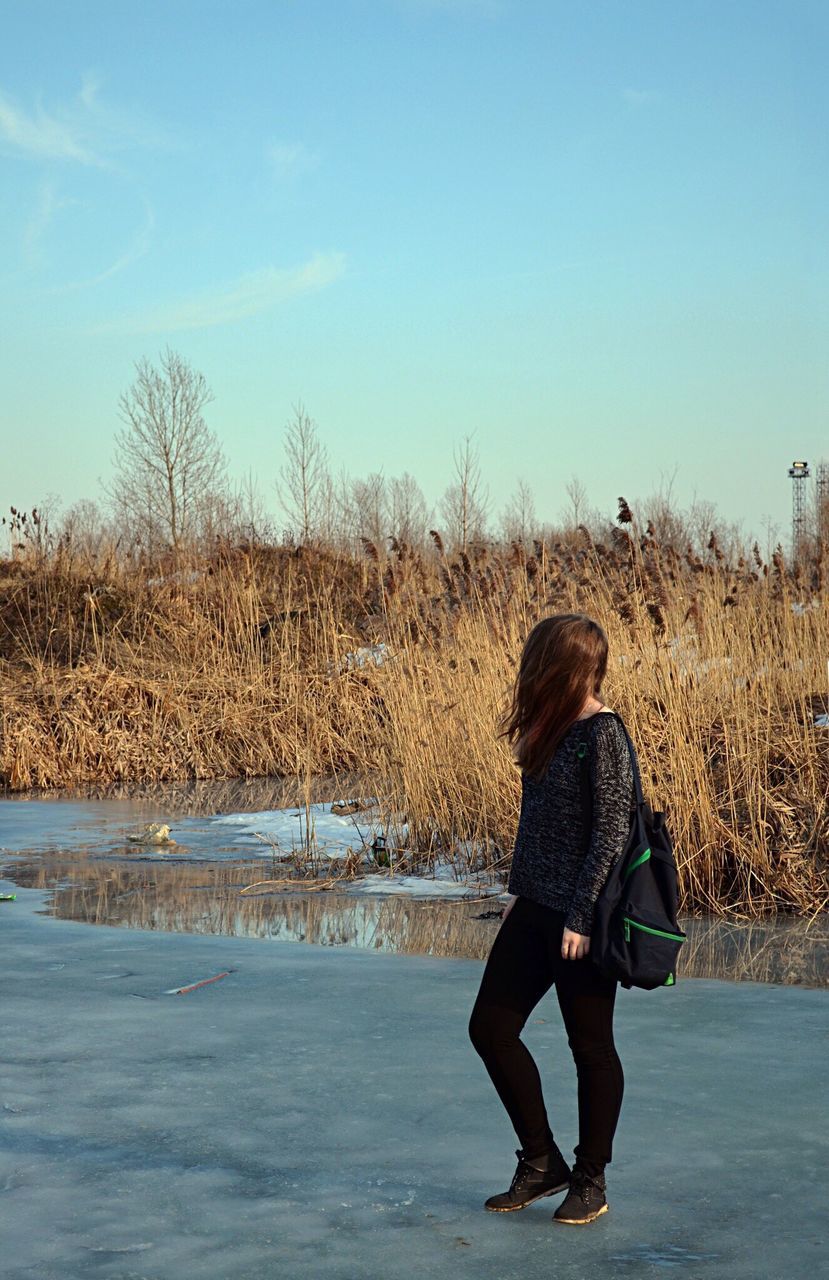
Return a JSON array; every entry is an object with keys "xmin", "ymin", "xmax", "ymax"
[{"xmin": 499, "ymin": 613, "xmax": 609, "ymax": 781}]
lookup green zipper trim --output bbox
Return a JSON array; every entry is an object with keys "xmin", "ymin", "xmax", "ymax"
[
  {"xmin": 623, "ymin": 847, "xmax": 651, "ymax": 881},
  {"xmin": 623, "ymin": 916, "xmax": 685, "ymax": 943}
]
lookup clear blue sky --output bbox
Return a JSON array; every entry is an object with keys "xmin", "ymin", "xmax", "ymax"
[{"xmin": 1, "ymin": 0, "xmax": 826, "ymax": 547}]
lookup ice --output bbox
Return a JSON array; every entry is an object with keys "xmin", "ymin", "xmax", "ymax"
[
  {"xmin": 0, "ymin": 879, "xmax": 825, "ymax": 1279},
  {"xmin": 211, "ymin": 798, "xmax": 390, "ymax": 855},
  {"xmin": 0, "ymin": 793, "xmax": 502, "ymax": 901},
  {"xmin": 348, "ymin": 873, "xmax": 494, "ymax": 898}
]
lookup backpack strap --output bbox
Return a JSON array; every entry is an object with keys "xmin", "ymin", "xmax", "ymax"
[
  {"xmin": 605, "ymin": 711, "xmax": 645, "ymax": 810},
  {"xmin": 577, "ymin": 711, "xmax": 645, "ymax": 813}
]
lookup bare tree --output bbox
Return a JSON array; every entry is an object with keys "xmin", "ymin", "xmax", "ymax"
[
  {"xmin": 317, "ymin": 464, "xmax": 353, "ymax": 550},
  {"xmin": 107, "ymin": 348, "xmax": 226, "ymax": 552},
  {"xmin": 60, "ymin": 498, "xmax": 111, "ymax": 563},
  {"xmin": 277, "ymin": 403, "xmax": 329, "ymax": 544},
  {"xmin": 439, "ymin": 433, "xmax": 489, "ymax": 552},
  {"xmin": 182, "ymin": 469, "xmax": 278, "ymax": 547},
  {"xmin": 389, "ymin": 472, "xmax": 431, "ymax": 547},
  {"xmin": 633, "ymin": 484, "xmax": 746, "ymax": 563},
  {"xmin": 233, "ymin": 469, "xmax": 275, "ymax": 544},
  {"xmin": 316, "ymin": 471, "xmax": 339, "ymax": 547},
  {"xmin": 501, "ymin": 477, "xmax": 537, "ymax": 545},
  {"xmin": 311, "ymin": 464, "xmax": 358, "ymax": 552},
  {"xmin": 351, "ymin": 471, "xmax": 388, "ymax": 552},
  {"xmin": 760, "ymin": 512, "xmax": 781, "ymax": 565},
  {"xmin": 561, "ymin": 474, "xmax": 588, "ymax": 528}
]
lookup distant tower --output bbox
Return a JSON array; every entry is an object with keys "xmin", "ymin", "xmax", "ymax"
[
  {"xmin": 816, "ymin": 461, "xmax": 829, "ymax": 549},
  {"xmin": 788, "ymin": 460, "xmax": 810, "ymax": 560}
]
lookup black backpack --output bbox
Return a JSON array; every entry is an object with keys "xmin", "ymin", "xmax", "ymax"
[{"xmin": 579, "ymin": 711, "xmax": 686, "ymax": 990}]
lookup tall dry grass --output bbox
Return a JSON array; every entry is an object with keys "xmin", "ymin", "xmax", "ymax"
[{"xmin": 1, "ymin": 520, "xmax": 827, "ymax": 918}]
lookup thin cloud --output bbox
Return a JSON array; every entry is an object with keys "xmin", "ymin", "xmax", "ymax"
[
  {"xmin": 0, "ymin": 76, "xmax": 172, "ymax": 167},
  {"xmin": 22, "ymin": 180, "xmax": 76, "ymax": 265},
  {"xmin": 78, "ymin": 72, "xmax": 100, "ymax": 110},
  {"xmin": 78, "ymin": 74, "xmax": 175, "ymax": 155},
  {"xmin": 44, "ymin": 197, "xmax": 156, "ymax": 294},
  {"xmin": 267, "ymin": 140, "xmax": 319, "ymax": 180},
  {"xmin": 79, "ymin": 200, "xmax": 155, "ymax": 287},
  {"xmin": 0, "ymin": 90, "xmax": 99, "ymax": 164},
  {"xmin": 91, "ymin": 251, "xmax": 346, "ymax": 334}
]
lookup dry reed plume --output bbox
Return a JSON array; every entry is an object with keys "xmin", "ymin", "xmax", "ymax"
[{"xmin": 1, "ymin": 519, "xmax": 827, "ymax": 919}]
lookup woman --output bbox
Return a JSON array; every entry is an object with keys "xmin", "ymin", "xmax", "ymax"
[{"xmin": 468, "ymin": 613, "xmax": 635, "ymax": 1225}]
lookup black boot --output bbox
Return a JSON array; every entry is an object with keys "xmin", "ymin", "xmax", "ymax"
[
  {"xmin": 484, "ymin": 1144, "xmax": 571, "ymax": 1212},
  {"xmin": 552, "ymin": 1167, "xmax": 609, "ymax": 1224}
]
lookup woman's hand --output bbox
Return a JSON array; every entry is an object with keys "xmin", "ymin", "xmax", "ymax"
[{"xmin": 561, "ymin": 927, "xmax": 590, "ymax": 960}]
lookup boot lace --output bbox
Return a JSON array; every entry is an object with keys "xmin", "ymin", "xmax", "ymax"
[
  {"xmin": 571, "ymin": 1169, "xmax": 601, "ymax": 1204},
  {"xmin": 510, "ymin": 1150, "xmax": 541, "ymax": 1192}
]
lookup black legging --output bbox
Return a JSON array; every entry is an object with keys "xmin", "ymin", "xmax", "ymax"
[{"xmin": 468, "ymin": 895, "xmax": 624, "ymax": 1178}]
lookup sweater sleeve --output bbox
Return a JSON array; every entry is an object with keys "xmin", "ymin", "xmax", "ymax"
[{"xmin": 564, "ymin": 717, "xmax": 635, "ymax": 936}]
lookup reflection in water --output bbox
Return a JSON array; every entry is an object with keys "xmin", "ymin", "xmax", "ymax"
[{"xmin": 4, "ymin": 854, "xmax": 827, "ymax": 988}]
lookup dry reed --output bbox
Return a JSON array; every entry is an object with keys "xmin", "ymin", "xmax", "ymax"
[{"xmin": 1, "ymin": 526, "xmax": 827, "ymax": 918}]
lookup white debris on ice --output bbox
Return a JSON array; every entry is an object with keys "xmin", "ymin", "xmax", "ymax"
[{"xmin": 210, "ymin": 799, "xmax": 501, "ymax": 896}]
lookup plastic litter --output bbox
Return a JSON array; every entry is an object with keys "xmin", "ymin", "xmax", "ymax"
[{"xmin": 126, "ymin": 823, "xmax": 176, "ymax": 846}]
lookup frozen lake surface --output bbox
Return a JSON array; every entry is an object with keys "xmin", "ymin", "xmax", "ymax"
[
  {"xmin": 0, "ymin": 788, "xmax": 827, "ymax": 1277},
  {"xmin": 0, "ymin": 782, "xmax": 405, "ymax": 867},
  {"xmin": 1, "ymin": 880, "xmax": 826, "ymax": 1280},
  {"xmin": 1, "ymin": 789, "xmax": 826, "ymax": 986}
]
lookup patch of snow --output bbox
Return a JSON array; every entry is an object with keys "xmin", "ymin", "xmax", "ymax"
[
  {"xmin": 209, "ymin": 801, "xmax": 502, "ymax": 897},
  {"xmin": 212, "ymin": 799, "xmax": 392, "ymax": 858},
  {"xmin": 347, "ymin": 874, "xmax": 502, "ymax": 899}
]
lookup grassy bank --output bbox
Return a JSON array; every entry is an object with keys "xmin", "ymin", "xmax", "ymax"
[{"xmin": 1, "ymin": 528, "xmax": 827, "ymax": 918}]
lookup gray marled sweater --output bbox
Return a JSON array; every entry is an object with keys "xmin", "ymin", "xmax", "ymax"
[{"xmin": 506, "ymin": 711, "xmax": 636, "ymax": 935}]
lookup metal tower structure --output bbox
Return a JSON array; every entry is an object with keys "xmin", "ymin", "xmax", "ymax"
[
  {"xmin": 788, "ymin": 460, "xmax": 810, "ymax": 559},
  {"xmin": 816, "ymin": 461, "xmax": 829, "ymax": 548}
]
